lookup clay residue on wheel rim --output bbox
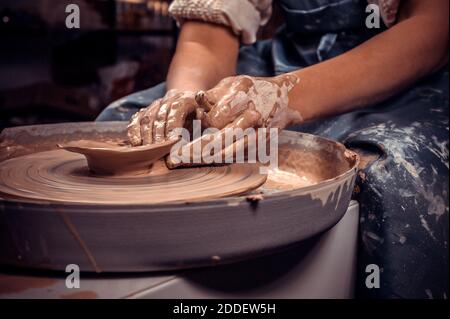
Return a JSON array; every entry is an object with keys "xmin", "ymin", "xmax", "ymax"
[{"xmin": 261, "ymin": 145, "xmax": 355, "ymax": 192}]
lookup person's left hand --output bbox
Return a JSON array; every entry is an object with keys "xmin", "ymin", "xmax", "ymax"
[{"xmin": 195, "ymin": 74, "xmax": 301, "ymax": 131}]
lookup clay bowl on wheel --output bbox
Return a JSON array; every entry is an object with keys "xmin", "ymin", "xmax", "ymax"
[
  {"xmin": 58, "ymin": 139, "xmax": 177, "ymax": 176},
  {"xmin": 0, "ymin": 122, "xmax": 359, "ymax": 272}
]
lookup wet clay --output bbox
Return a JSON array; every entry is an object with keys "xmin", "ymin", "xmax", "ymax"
[
  {"xmin": 260, "ymin": 145, "xmax": 355, "ymax": 192},
  {"xmin": 0, "ymin": 135, "xmax": 356, "ymax": 204},
  {"xmin": 264, "ymin": 167, "xmax": 316, "ymax": 191},
  {"xmin": 0, "ymin": 149, "xmax": 267, "ymax": 205},
  {"xmin": 58, "ymin": 139, "xmax": 177, "ymax": 176},
  {"xmin": 0, "ymin": 122, "xmax": 359, "ymax": 206}
]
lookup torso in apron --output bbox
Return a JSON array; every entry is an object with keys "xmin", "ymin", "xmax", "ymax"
[{"xmin": 272, "ymin": 0, "xmax": 383, "ymax": 73}]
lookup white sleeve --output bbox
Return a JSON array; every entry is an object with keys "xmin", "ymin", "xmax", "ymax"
[{"xmin": 168, "ymin": 0, "xmax": 273, "ymax": 44}]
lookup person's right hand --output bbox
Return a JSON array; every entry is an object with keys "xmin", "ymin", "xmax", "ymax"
[{"xmin": 127, "ymin": 89, "xmax": 197, "ymax": 146}]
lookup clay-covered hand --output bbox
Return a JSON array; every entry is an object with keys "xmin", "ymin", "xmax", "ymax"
[
  {"xmin": 127, "ymin": 89, "xmax": 197, "ymax": 146},
  {"xmin": 165, "ymin": 74, "xmax": 301, "ymax": 168},
  {"xmin": 195, "ymin": 74, "xmax": 301, "ymax": 131}
]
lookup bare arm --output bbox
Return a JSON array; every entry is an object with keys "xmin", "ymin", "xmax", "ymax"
[
  {"xmin": 127, "ymin": 20, "xmax": 240, "ymax": 146},
  {"xmin": 287, "ymin": 0, "xmax": 449, "ymax": 122},
  {"xmin": 166, "ymin": 21, "xmax": 240, "ymax": 92}
]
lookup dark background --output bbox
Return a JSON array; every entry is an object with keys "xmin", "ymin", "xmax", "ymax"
[{"xmin": 0, "ymin": 0, "xmax": 281, "ymax": 131}]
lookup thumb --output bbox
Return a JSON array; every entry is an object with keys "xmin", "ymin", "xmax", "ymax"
[{"xmin": 195, "ymin": 90, "xmax": 217, "ymax": 111}]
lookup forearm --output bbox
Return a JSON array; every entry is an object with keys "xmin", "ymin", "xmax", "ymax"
[
  {"xmin": 287, "ymin": 0, "xmax": 449, "ymax": 123},
  {"xmin": 166, "ymin": 21, "xmax": 239, "ymax": 92}
]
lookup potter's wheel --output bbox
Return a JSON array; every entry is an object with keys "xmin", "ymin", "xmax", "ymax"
[
  {"xmin": 0, "ymin": 150, "xmax": 266, "ymax": 205},
  {"xmin": 0, "ymin": 122, "xmax": 359, "ymax": 272}
]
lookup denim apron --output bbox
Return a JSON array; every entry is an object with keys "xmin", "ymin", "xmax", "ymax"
[{"xmin": 97, "ymin": 0, "xmax": 449, "ymax": 299}]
